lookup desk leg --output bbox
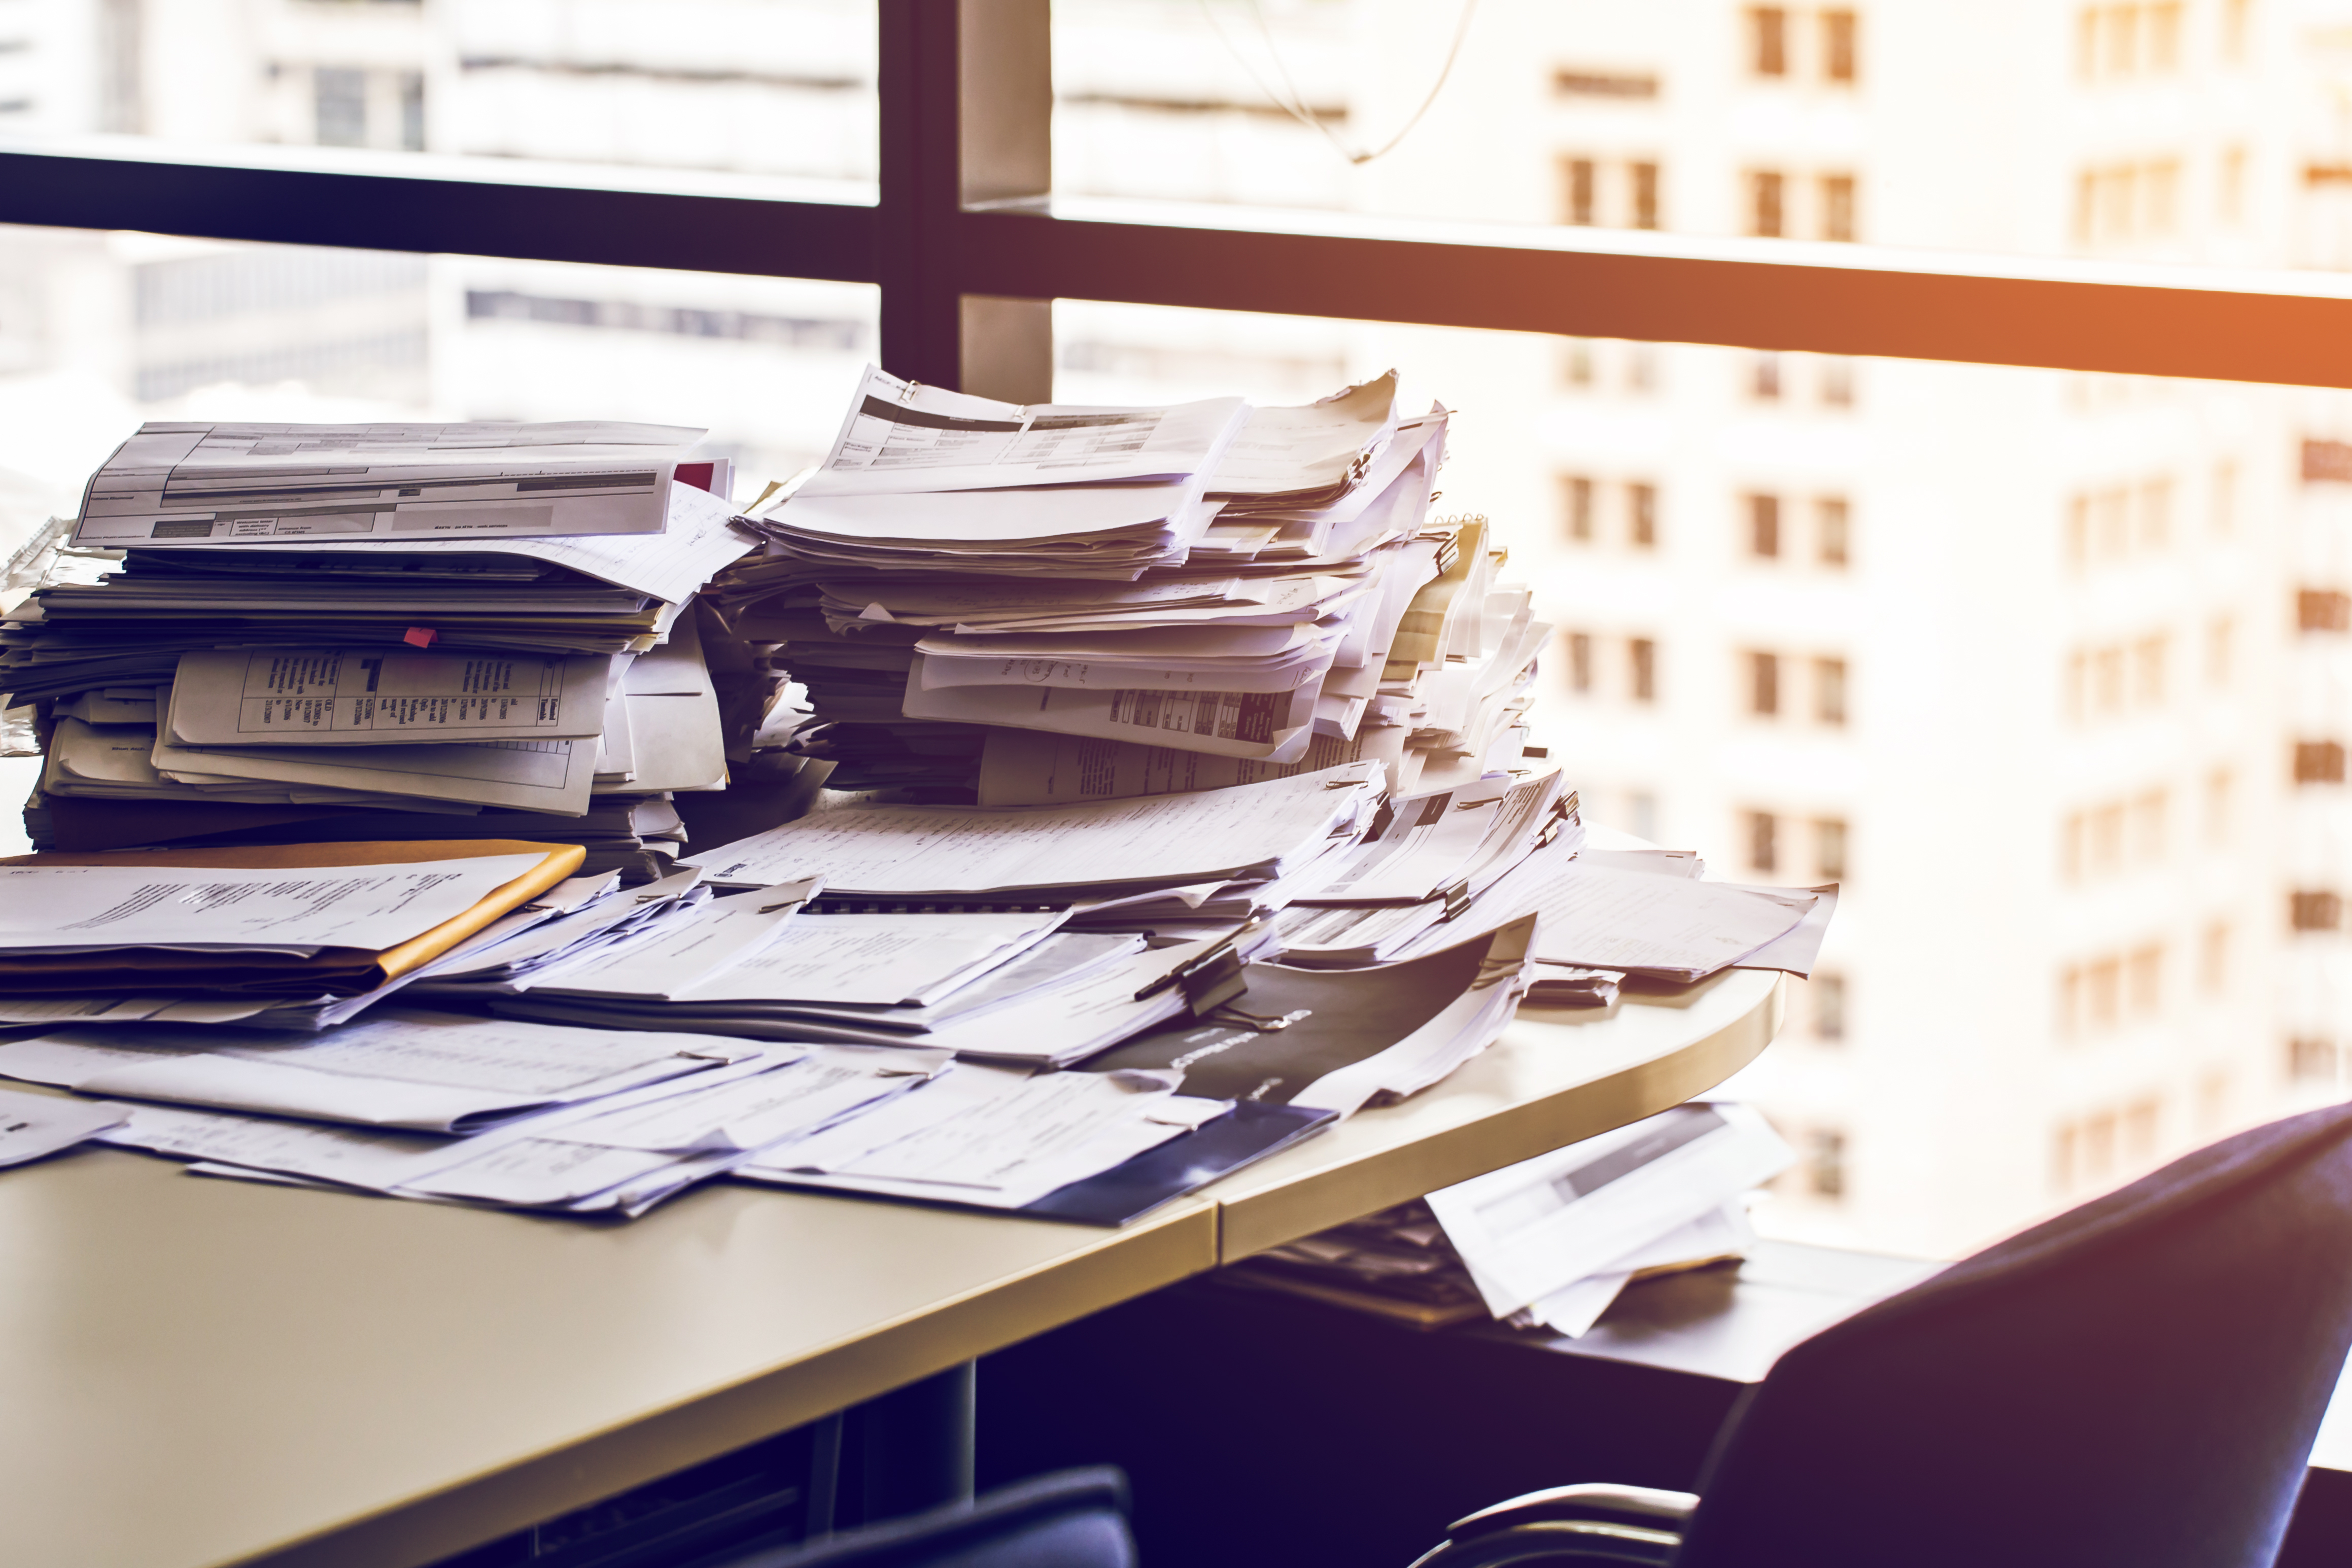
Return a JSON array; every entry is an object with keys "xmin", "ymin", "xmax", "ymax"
[{"xmin": 859, "ymin": 1360, "xmax": 977, "ymax": 1522}]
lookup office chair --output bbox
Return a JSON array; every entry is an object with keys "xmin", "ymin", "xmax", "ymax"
[
  {"xmin": 721, "ymin": 1465, "xmax": 1135, "ymax": 1568},
  {"xmin": 1409, "ymin": 1101, "xmax": 2352, "ymax": 1568}
]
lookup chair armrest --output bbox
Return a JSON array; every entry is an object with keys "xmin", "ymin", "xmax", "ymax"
[{"xmin": 1405, "ymin": 1483, "xmax": 1697, "ymax": 1567}]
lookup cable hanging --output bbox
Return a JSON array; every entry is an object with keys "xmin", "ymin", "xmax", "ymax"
[{"xmin": 1197, "ymin": 0, "xmax": 1480, "ymax": 167}]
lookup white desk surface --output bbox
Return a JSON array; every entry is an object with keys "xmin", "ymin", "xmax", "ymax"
[{"xmin": 0, "ymin": 970, "xmax": 1780, "ymax": 1568}]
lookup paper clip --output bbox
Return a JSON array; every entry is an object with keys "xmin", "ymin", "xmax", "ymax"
[
  {"xmin": 1207, "ymin": 1004, "xmax": 1313, "ymax": 1034},
  {"xmin": 1438, "ymin": 876, "xmax": 1473, "ymax": 922},
  {"xmin": 1133, "ymin": 921, "xmax": 1256, "ymax": 1016}
]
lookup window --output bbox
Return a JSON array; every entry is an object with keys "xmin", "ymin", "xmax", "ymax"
[
  {"xmin": 2205, "ymin": 616, "xmax": 2231, "ymax": 686},
  {"xmin": 2207, "ymin": 769, "xmax": 2234, "ymax": 845},
  {"xmin": 315, "ymin": 68, "xmax": 368, "ymax": 149},
  {"xmin": 2296, "ymin": 741, "xmax": 2346, "ymax": 785},
  {"xmin": 1568, "ymin": 632, "xmax": 1593, "ymax": 693},
  {"xmin": 1817, "ymin": 497, "xmax": 1850, "ymax": 563},
  {"xmin": 1749, "ymin": 651, "xmax": 1781, "ymax": 716},
  {"xmin": 1751, "ymin": 352, "xmax": 1783, "ymax": 400},
  {"xmin": 1562, "ymin": 158, "xmax": 1596, "ymax": 226},
  {"xmin": 1629, "ymin": 637, "xmax": 1656, "ymax": 701},
  {"xmin": 2094, "ymin": 646, "xmax": 2125, "ymax": 713},
  {"xmin": 2062, "ymin": 812, "xmax": 2085, "ymax": 882},
  {"xmin": 2086, "ymin": 957, "xmax": 2122, "ymax": 1029},
  {"xmin": 2140, "ymin": 477, "xmax": 2171, "ymax": 548},
  {"xmin": 1813, "ymin": 973, "xmax": 1847, "ymax": 1040},
  {"xmin": 2292, "ymin": 891, "xmax": 2343, "ymax": 933},
  {"xmin": 1751, "ymin": 170, "xmax": 1786, "ymax": 237},
  {"xmin": 1560, "ymin": 338, "xmax": 1594, "ymax": 386},
  {"xmin": 1748, "ymin": 810, "xmax": 1779, "ymax": 874},
  {"xmin": 2227, "ymin": 0, "xmax": 2252, "ymax": 61},
  {"xmin": 1629, "ymin": 481, "xmax": 1657, "ymax": 546},
  {"xmin": 2291, "ymin": 1038, "xmax": 2340, "ymax": 1083},
  {"xmin": 1816, "ymin": 817, "xmax": 1848, "ymax": 880},
  {"xmin": 2059, "ymin": 965, "xmax": 2083, "ymax": 1037},
  {"xmin": 1815, "ymin": 657, "xmax": 1847, "ymax": 725},
  {"xmin": 2130, "ymin": 789, "xmax": 2165, "ymax": 863},
  {"xmin": 2091, "ymin": 803, "xmax": 2125, "ymax": 875},
  {"xmin": 1564, "ymin": 474, "xmax": 1594, "ymax": 540},
  {"xmin": 1747, "ymin": 493, "xmax": 1781, "ymax": 556},
  {"xmin": 2131, "ymin": 635, "xmax": 2166, "ymax": 706},
  {"xmin": 1819, "ymin": 358, "xmax": 1855, "ymax": 407},
  {"xmin": 2201, "ymin": 922, "xmax": 2230, "ymax": 993},
  {"xmin": 1630, "ymin": 161, "xmax": 1661, "ymax": 230},
  {"xmin": 2107, "ymin": 5, "xmax": 2139, "ymax": 75},
  {"xmin": 1752, "ymin": 7, "xmax": 1789, "ymax": 76},
  {"xmin": 1823, "ymin": 10, "xmax": 1858, "ymax": 82},
  {"xmin": 1804, "ymin": 1129, "xmax": 1847, "ymax": 1197},
  {"xmin": 2126, "ymin": 943, "xmax": 2162, "ymax": 1015},
  {"xmin": 1629, "ymin": 790, "xmax": 1658, "ymax": 841},
  {"xmin": 398, "ymin": 71, "xmax": 426, "ymax": 154},
  {"xmin": 2066, "ymin": 495, "xmax": 2089, "ymax": 568},
  {"xmin": 2300, "ymin": 590, "xmax": 2351, "ymax": 632},
  {"xmin": 2148, "ymin": 2, "xmax": 2181, "ymax": 69},
  {"xmin": 1821, "ymin": 174, "xmax": 1856, "ymax": 241}
]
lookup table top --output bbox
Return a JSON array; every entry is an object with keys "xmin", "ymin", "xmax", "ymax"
[{"xmin": 0, "ymin": 969, "xmax": 1780, "ymax": 1568}]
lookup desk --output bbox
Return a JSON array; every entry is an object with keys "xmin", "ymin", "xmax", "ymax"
[{"xmin": 0, "ymin": 970, "xmax": 1780, "ymax": 1568}]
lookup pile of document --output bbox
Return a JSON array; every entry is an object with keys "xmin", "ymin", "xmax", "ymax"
[
  {"xmin": 711, "ymin": 368, "xmax": 1541, "ymax": 805},
  {"xmin": 1235, "ymin": 1102, "xmax": 1795, "ymax": 1336},
  {"xmin": 2, "ymin": 423, "xmax": 782, "ymax": 882},
  {"xmin": 0, "ymin": 380, "xmax": 1850, "ymax": 1231}
]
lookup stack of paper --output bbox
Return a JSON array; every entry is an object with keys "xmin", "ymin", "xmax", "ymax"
[
  {"xmin": 711, "ymin": 369, "xmax": 1517, "ymax": 799},
  {"xmin": 1424, "ymin": 1102, "xmax": 1795, "ymax": 1337},
  {"xmin": 4, "ymin": 428, "xmax": 782, "ymax": 883}
]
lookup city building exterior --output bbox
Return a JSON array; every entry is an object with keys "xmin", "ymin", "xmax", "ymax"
[{"xmin": 0, "ymin": 0, "xmax": 2346, "ymax": 1256}]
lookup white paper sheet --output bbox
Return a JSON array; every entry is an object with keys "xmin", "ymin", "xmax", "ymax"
[
  {"xmin": 523, "ymin": 880, "xmax": 820, "ymax": 1000},
  {"xmin": 662, "ymin": 909, "xmax": 1068, "ymax": 1007},
  {"xmin": 685, "ymin": 760, "xmax": 1381, "ymax": 895},
  {"xmin": 74, "ymin": 420, "xmax": 703, "ymax": 546},
  {"xmin": 166, "ymin": 648, "xmax": 609, "ymax": 746},
  {"xmin": 0, "ymin": 853, "xmax": 545, "ymax": 954},
  {"xmin": 976, "ymin": 727, "xmax": 1405, "ymax": 807},
  {"xmin": 537, "ymin": 1045, "xmax": 946, "ymax": 1154},
  {"xmin": 152, "ymin": 727, "xmax": 599, "ymax": 815},
  {"xmin": 0, "ymin": 1086, "xmax": 128, "ymax": 1167},
  {"xmin": 800, "ymin": 366, "xmax": 1245, "ymax": 497},
  {"xmin": 0, "ymin": 1012, "xmax": 739, "ymax": 1132}
]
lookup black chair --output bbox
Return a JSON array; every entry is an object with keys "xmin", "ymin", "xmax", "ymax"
[
  {"xmin": 722, "ymin": 1466, "xmax": 1134, "ymax": 1568},
  {"xmin": 1410, "ymin": 1102, "xmax": 2352, "ymax": 1568}
]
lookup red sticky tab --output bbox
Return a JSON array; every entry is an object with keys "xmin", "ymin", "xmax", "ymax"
[{"xmin": 404, "ymin": 627, "xmax": 437, "ymax": 648}]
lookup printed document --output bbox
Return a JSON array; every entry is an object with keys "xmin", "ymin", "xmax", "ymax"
[
  {"xmin": 0, "ymin": 853, "xmax": 546, "ymax": 954},
  {"xmin": 0, "ymin": 1086, "xmax": 127, "ymax": 1167},
  {"xmin": 686, "ymin": 760, "xmax": 1380, "ymax": 894},
  {"xmin": 799, "ymin": 366, "xmax": 1245, "ymax": 496},
  {"xmin": 537, "ymin": 1046, "xmax": 945, "ymax": 1154},
  {"xmin": 74, "ymin": 420, "xmax": 704, "ymax": 546},
  {"xmin": 166, "ymin": 649, "xmax": 609, "ymax": 746},
  {"xmin": 0, "ymin": 1012, "xmax": 736, "ymax": 1132}
]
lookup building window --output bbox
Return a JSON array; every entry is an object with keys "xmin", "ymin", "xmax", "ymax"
[
  {"xmin": 1629, "ymin": 790, "xmax": 1658, "ymax": 841},
  {"xmin": 2213, "ymin": 460, "xmax": 2238, "ymax": 533},
  {"xmin": 1749, "ymin": 651, "xmax": 1780, "ymax": 715},
  {"xmin": 1812, "ymin": 972, "xmax": 1846, "ymax": 1040},
  {"xmin": 1821, "ymin": 173, "xmax": 1856, "ymax": 240},
  {"xmin": 1747, "ymin": 810, "xmax": 1778, "ymax": 873},
  {"xmin": 2061, "ymin": 812, "xmax": 2084, "ymax": 882},
  {"xmin": 1568, "ymin": 632, "xmax": 1593, "ymax": 693},
  {"xmin": 1563, "ymin": 157, "xmax": 1596, "ymax": 226},
  {"xmin": 2291, "ymin": 1038, "xmax": 2340, "ymax": 1083},
  {"xmin": 1751, "ymin": 353, "xmax": 1782, "ymax": 399},
  {"xmin": 1819, "ymin": 357, "xmax": 1855, "ymax": 406},
  {"xmin": 1629, "ymin": 481, "xmax": 1657, "ymax": 546},
  {"xmin": 2127, "ymin": 944, "xmax": 2162, "ymax": 1015},
  {"xmin": 1803, "ymin": 1129, "xmax": 1847, "ymax": 1197},
  {"xmin": 1627, "ymin": 343, "xmax": 1659, "ymax": 392},
  {"xmin": 1630, "ymin": 160, "xmax": 1660, "ymax": 230},
  {"xmin": 2086, "ymin": 957, "xmax": 2122, "ymax": 1030},
  {"xmin": 1751, "ymin": 170, "xmax": 1785, "ymax": 237},
  {"xmin": 2130, "ymin": 788, "xmax": 2166, "ymax": 863},
  {"xmin": 2206, "ymin": 769, "xmax": 2233, "ymax": 845},
  {"xmin": 2200, "ymin": 922, "xmax": 2229, "ymax": 993},
  {"xmin": 1747, "ymin": 493, "xmax": 1780, "ymax": 556},
  {"xmin": 2300, "ymin": 589, "xmax": 2352, "ymax": 632},
  {"xmin": 1752, "ymin": 7, "xmax": 1788, "ymax": 76},
  {"xmin": 2296, "ymin": 741, "xmax": 2346, "ymax": 784},
  {"xmin": 1817, "ymin": 497, "xmax": 1850, "ymax": 564},
  {"xmin": 1564, "ymin": 474, "xmax": 1594, "ymax": 540},
  {"xmin": 1823, "ymin": 10, "xmax": 1857, "ymax": 81},
  {"xmin": 1815, "ymin": 657, "xmax": 1847, "ymax": 725},
  {"xmin": 2059, "ymin": 965, "xmax": 2083, "ymax": 1037},
  {"xmin": 2205, "ymin": 615, "xmax": 2231, "ymax": 686},
  {"xmin": 2132, "ymin": 634, "xmax": 2166, "ymax": 706},
  {"xmin": 1815, "ymin": 817, "xmax": 1848, "ymax": 880},
  {"xmin": 1629, "ymin": 637, "xmax": 1656, "ymax": 702},
  {"xmin": 315, "ymin": 67, "xmax": 368, "ymax": 148},
  {"xmin": 2140, "ymin": 477, "xmax": 2172, "ymax": 548},
  {"xmin": 2292, "ymin": 890, "xmax": 2344, "ymax": 932},
  {"xmin": 2148, "ymin": 2, "xmax": 2182, "ymax": 70},
  {"xmin": 398, "ymin": 69, "xmax": 426, "ymax": 153},
  {"xmin": 2090, "ymin": 802, "xmax": 2125, "ymax": 876}
]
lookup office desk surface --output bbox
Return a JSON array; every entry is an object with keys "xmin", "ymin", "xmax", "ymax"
[{"xmin": 0, "ymin": 969, "xmax": 1779, "ymax": 1568}]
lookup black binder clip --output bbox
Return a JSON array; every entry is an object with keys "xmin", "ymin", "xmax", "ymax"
[
  {"xmin": 1438, "ymin": 875, "xmax": 1473, "ymax": 922},
  {"xmin": 1133, "ymin": 922, "xmax": 1255, "ymax": 1017}
]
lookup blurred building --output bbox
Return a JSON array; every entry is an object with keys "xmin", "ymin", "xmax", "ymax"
[{"xmin": 3, "ymin": 0, "xmax": 2349, "ymax": 1255}]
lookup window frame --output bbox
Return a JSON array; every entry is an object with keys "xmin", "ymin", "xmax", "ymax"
[{"xmin": 0, "ymin": 2, "xmax": 2348, "ymax": 400}]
